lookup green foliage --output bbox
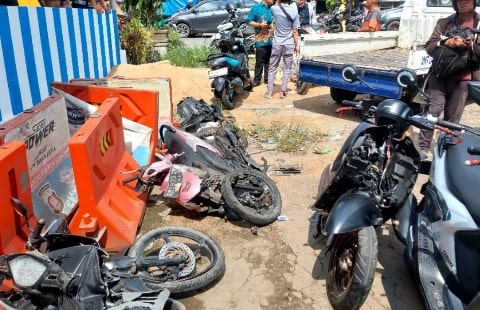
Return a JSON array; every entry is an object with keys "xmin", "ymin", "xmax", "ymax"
[
  {"xmin": 122, "ymin": 0, "xmax": 164, "ymax": 28},
  {"xmin": 158, "ymin": 44, "xmax": 217, "ymax": 67},
  {"xmin": 250, "ymin": 121, "xmax": 326, "ymax": 153},
  {"xmin": 120, "ymin": 18, "xmax": 155, "ymax": 65},
  {"xmin": 166, "ymin": 25, "xmax": 183, "ymax": 48}
]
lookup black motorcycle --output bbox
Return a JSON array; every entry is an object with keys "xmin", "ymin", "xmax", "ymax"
[
  {"xmin": 312, "ymin": 65, "xmax": 433, "ymax": 309},
  {"xmin": 0, "ymin": 198, "xmax": 225, "ymax": 309},
  {"xmin": 207, "ymin": 3, "xmax": 253, "ymax": 109}
]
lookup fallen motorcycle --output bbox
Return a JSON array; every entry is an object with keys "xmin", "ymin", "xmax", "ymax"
[
  {"xmin": 175, "ymin": 97, "xmax": 265, "ymax": 172},
  {"xmin": 312, "ymin": 65, "xmax": 433, "ymax": 309},
  {"xmin": 0, "ymin": 198, "xmax": 225, "ymax": 309},
  {"xmin": 124, "ymin": 124, "xmax": 282, "ymax": 226}
]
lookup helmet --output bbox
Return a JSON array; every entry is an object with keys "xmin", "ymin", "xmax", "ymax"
[
  {"xmin": 452, "ymin": 0, "xmax": 476, "ymax": 12},
  {"xmin": 226, "ymin": 2, "xmax": 235, "ymax": 13},
  {"xmin": 375, "ymin": 99, "xmax": 413, "ymax": 136}
]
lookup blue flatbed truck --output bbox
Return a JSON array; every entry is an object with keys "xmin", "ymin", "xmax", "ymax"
[{"xmin": 297, "ymin": 0, "xmax": 456, "ymax": 104}]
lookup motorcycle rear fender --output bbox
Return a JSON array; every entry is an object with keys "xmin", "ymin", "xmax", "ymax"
[
  {"xmin": 325, "ymin": 192, "xmax": 382, "ymax": 235},
  {"xmin": 160, "ymin": 164, "xmax": 202, "ymax": 202},
  {"xmin": 212, "ymin": 77, "xmax": 226, "ymax": 92}
]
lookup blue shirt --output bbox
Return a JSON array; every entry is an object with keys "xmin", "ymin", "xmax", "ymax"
[{"xmin": 246, "ymin": 2, "xmax": 273, "ymax": 47}]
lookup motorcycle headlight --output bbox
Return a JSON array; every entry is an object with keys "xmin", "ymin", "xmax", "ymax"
[{"xmin": 8, "ymin": 254, "xmax": 47, "ymax": 289}]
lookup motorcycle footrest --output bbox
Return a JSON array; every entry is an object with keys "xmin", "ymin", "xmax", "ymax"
[{"xmin": 415, "ymin": 222, "xmax": 452, "ymax": 309}]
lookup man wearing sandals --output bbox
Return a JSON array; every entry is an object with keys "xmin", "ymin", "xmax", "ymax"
[{"xmin": 263, "ymin": 0, "xmax": 299, "ymax": 99}]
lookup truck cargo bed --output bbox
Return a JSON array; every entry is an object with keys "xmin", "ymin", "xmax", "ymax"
[{"xmin": 302, "ymin": 47, "xmax": 411, "ymax": 72}]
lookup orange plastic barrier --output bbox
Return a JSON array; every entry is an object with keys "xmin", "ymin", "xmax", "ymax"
[
  {"xmin": 0, "ymin": 141, "xmax": 37, "ymax": 255},
  {"xmin": 51, "ymin": 82, "xmax": 160, "ymax": 164},
  {"xmin": 68, "ymin": 98, "xmax": 146, "ymax": 251}
]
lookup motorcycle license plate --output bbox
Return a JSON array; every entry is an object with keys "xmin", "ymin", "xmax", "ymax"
[
  {"xmin": 164, "ymin": 166, "xmax": 183, "ymax": 198},
  {"xmin": 208, "ymin": 67, "xmax": 228, "ymax": 79}
]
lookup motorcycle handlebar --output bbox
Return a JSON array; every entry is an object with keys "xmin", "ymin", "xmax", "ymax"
[{"xmin": 426, "ymin": 115, "xmax": 464, "ymax": 131}]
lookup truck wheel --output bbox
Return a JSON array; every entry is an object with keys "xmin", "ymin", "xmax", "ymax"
[
  {"xmin": 330, "ymin": 87, "xmax": 357, "ymax": 104},
  {"xmin": 296, "ymin": 81, "xmax": 310, "ymax": 95},
  {"xmin": 386, "ymin": 20, "xmax": 400, "ymax": 31}
]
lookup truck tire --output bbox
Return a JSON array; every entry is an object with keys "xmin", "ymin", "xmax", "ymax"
[
  {"xmin": 330, "ymin": 87, "xmax": 357, "ymax": 104},
  {"xmin": 296, "ymin": 80, "xmax": 310, "ymax": 95}
]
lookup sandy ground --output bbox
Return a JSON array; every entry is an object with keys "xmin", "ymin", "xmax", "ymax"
[{"xmin": 108, "ymin": 61, "xmax": 479, "ymax": 310}]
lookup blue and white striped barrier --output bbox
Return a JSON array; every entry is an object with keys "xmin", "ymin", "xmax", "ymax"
[{"xmin": 0, "ymin": 6, "xmax": 123, "ymax": 123}]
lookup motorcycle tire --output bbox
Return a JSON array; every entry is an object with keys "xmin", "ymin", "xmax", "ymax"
[
  {"xmin": 128, "ymin": 226, "xmax": 226, "ymax": 295},
  {"xmin": 326, "ymin": 226, "xmax": 377, "ymax": 310},
  {"xmin": 221, "ymin": 87, "xmax": 235, "ymax": 110},
  {"xmin": 221, "ymin": 168, "xmax": 282, "ymax": 226}
]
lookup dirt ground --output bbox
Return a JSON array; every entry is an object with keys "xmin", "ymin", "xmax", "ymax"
[{"xmin": 107, "ymin": 61, "xmax": 478, "ymax": 310}]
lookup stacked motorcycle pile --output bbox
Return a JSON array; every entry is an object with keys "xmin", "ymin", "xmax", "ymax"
[
  {"xmin": 314, "ymin": 65, "xmax": 480, "ymax": 310},
  {"xmin": 207, "ymin": 4, "xmax": 253, "ymax": 110}
]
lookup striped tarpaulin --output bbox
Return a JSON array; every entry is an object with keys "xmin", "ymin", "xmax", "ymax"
[{"xmin": 0, "ymin": 6, "xmax": 122, "ymax": 123}]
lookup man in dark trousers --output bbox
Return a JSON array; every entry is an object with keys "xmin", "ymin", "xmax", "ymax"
[
  {"xmin": 418, "ymin": 0, "xmax": 480, "ymax": 159},
  {"xmin": 247, "ymin": 0, "xmax": 274, "ymax": 87}
]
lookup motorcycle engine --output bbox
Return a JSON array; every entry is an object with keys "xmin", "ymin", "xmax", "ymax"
[{"xmin": 345, "ymin": 134, "xmax": 418, "ymax": 208}]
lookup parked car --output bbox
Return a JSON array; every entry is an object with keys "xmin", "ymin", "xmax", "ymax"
[
  {"xmin": 380, "ymin": 3, "xmax": 403, "ymax": 31},
  {"xmin": 168, "ymin": 0, "xmax": 257, "ymax": 37}
]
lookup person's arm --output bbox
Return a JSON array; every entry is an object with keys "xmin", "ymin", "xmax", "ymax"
[{"xmin": 293, "ymin": 28, "xmax": 299, "ymax": 54}]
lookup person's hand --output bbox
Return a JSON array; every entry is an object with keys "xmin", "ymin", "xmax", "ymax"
[
  {"xmin": 445, "ymin": 35, "xmax": 471, "ymax": 49},
  {"xmin": 294, "ymin": 45, "xmax": 300, "ymax": 55}
]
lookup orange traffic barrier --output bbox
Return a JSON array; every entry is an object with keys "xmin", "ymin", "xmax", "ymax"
[
  {"xmin": 51, "ymin": 82, "xmax": 160, "ymax": 164},
  {"xmin": 0, "ymin": 141, "xmax": 37, "ymax": 255},
  {"xmin": 68, "ymin": 98, "xmax": 146, "ymax": 252},
  {"xmin": 0, "ymin": 95, "xmax": 79, "ymax": 232}
]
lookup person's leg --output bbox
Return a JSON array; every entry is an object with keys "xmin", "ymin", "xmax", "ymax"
[
  {"xmin": 280, "ymin": 45, "xmax": 295, "ymax": 95},
  {"xmin": 444, "ymin": 80, "xmax": 468, "ymax": 123},
  {"xmin": 418, "ymin": 75, "xmax": 447, "ymax": 151},
  {"xmin": 266, "ymin": 45, "xmax": 282, "ymax": 96},
  {"xmin": 254, "ymin": 46, "xmax": 267, "ymax": 86},
  {"xmin": 263, "ymin": 45, "xmax": 272, "ymax": 84}
]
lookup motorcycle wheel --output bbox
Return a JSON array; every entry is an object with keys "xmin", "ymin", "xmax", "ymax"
[
  {"xmin": 326, "ymin": 226, "xmax": 377, "ymax": 310},
  {"xmin": 221, "ymin": 87, "xmax": 235, "ymax": 110},
  {"xmin": 221, "ymin": 168, "xmax": 282, "ymax": 226},
  {"xmin": 128, "ymin": 226, "xmax": 226, "ymax": 295}
]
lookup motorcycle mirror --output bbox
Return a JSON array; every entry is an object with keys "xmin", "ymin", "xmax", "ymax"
[
  {"xmin": 10, "ymin": 197, "xmax": 33, "ymax": 233},
  {"xmin": 396, "ymin": 68, "xmax": 417, "ymax": 89},
  {"xmin": 341, "ymin": 65, "xmax": 359, "ymax": 83}
]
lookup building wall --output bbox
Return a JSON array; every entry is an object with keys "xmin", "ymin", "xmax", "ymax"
[{"xmin": 0, "ymin": 6, "xmax": 123, "ymax": 123}]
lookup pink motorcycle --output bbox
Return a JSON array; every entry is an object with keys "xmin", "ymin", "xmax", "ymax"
[{"xmin": 124, "ymin": 124, "xmax": 282, "ymax": 226}]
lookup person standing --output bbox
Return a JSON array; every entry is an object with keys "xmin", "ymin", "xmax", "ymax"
[
  {"xmin": 247, "ymin": 0, "xmax": 274, "ymax": 87},
  {"xmin": 418, "ymin": 0, "xmax": 480, "ymax": 158},
  {"xmin": 357, "ymin": 0, "xmax": 381, "ymax": 32},
  {"xmin": 263, "ymin": 0, "xmax": 299, "ymax": 99},
  {"xmin": 295, "ymin": 0, "xmax": 315, "ymax": 34}
]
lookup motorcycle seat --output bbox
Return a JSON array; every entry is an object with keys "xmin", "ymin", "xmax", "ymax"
[{"xmin": 445, "ymin": 132, "xmax": 480, "ymax": 225}]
